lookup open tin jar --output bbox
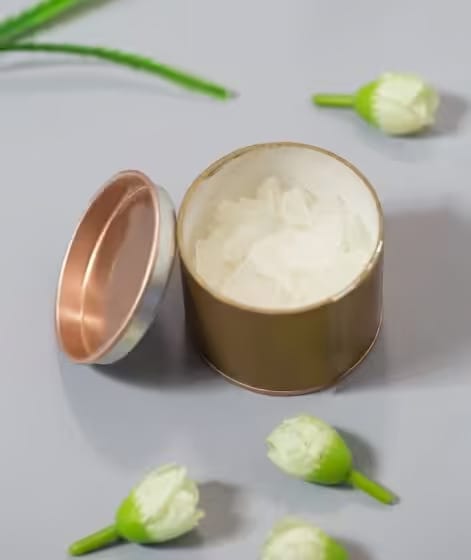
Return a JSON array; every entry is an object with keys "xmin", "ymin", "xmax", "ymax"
[{"xmin": 56, "ymin": 142, "xmax": 383, "ymax": 395}]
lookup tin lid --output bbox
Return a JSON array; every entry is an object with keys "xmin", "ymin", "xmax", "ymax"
[{"xmin": 55, "ymin": 170, "xmax": 176, "ymax": 364}]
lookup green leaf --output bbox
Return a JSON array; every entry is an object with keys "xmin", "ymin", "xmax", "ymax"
[
  {"xmin": 0, "ymin": 0, "xmax": 91, "ymax": 43},
  {"xmin": 0, "ymin": 42, "xmax": 235, "ymax": 100}
]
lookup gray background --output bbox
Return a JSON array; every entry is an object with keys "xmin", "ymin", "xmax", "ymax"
[{"xmin": 1, "ymin": 0, "xmax": 470, "ymax": 558}]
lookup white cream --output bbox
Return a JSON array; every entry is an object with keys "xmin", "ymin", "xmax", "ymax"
[
  {"xmin": 179, "ymin": 145, "xmax": 381, "ymax": 311},
  {"xmin": 194, "ymin": 175, "xmax": 376, "ymax": 310}
]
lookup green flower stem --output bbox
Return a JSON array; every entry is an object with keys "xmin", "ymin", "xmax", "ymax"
[
  {"xmin": 311, "ymin": 93, "xmax": 355, "ymax": 108},
  {"xmin": 348, "ymin": 470, "xmax": 396, "ymax": 505},
  {"xmin": 68, "ymin": 524, "xmax": 120, "ymax": 556},
  {"xmin": 0, "ymin": 42, "xmax": 234, "ymax": 99},
  {"xmin": 0, "ymin": 0, "xmax": 86, "ymax": 44}
]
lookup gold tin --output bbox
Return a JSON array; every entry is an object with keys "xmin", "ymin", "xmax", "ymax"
[
  {"xmin": 177, "ymin": 143, "xmax": 383, "ymax": 395},
  {"xmin": 56, "ymin": 142, "xmax": 383, "ymax": 395}
]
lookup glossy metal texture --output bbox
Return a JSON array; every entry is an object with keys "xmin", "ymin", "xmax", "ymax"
[
  {"xmin": 56, "ymin": 170, "xmax": 175, "ymax": 364},
  {"xmin": 178, "ymin": 143, "xmax": 384, "ymax": 395}
]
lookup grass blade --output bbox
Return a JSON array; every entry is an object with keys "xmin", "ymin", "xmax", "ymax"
[
  {"xmin": 0, "ymin": 42, "xmax": 235, "ymax": 99},
  {"xmin": 0, "ymin": 0, "xmax": 88, "ymax": 43}
]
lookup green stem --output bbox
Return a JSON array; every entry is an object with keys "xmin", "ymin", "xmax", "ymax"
[
  {"xmin": 0, "ymin": 0, "xmax": 87, "ymax": 44},
  {"xmin": 348, "ymin": 470, "xmax": 397, "ymax": 505},
  {"xmin": 0, "ymin": 42, "xmax": 234, "ymax": 100},
  {"xmin": 68, "ymin": 524, "xmax": 120, "ymax": 556},
  {"xmin": 312, "ymin": 93, "xmax": 355, "ymax": 108}
]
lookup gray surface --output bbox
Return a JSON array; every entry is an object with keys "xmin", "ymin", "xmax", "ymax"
[{"xmin": 1, "ymin": 0, "xmax": 470, "ymax": 558}]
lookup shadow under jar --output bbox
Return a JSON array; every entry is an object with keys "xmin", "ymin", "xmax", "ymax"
[{"xmin": 55, "ymin": 142, "xmax": 383, "ymax": 395}]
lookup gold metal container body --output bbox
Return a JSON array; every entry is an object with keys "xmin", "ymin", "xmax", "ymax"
[{"xmin": 177, "ymin": 143, "xmax": 384, "ymax": 395}]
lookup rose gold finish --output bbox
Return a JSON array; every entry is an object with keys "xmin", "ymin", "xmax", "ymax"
[
  {"xmin": 56, "ymin": 171, "xmax": 160, "ymax": 363},
  {"xmin": 178, "ymin": 142, "xmax": 384, "ymax": 395}
]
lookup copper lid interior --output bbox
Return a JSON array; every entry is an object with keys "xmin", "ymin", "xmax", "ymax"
[{"xmin": 56, "ymin": 171, "xmax": 164, "ymax": 364}]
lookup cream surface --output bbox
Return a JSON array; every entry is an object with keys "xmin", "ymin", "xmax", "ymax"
[{"xmin": 194, "ymin": 175, "xmax": 376, "ymax": 309}]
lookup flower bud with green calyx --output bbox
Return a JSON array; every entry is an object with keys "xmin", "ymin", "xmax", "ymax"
[
  {"xmin": 68, "ymin": 464, "xmax": 205, "ymax": 556},
  {"xmin": 312, "ymin": 72, "xmax": 439, "ymax": 135},
  {"xmin": 261, "ymin": 517, "xmax": 348, "ymax": 560},
  {"xmin": 266, "ymin": 414, "xmax": 397, "ymax": 505}
]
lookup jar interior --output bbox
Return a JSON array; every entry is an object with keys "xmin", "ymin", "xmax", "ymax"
[{"xmin": 179, "ymin": 144, "xmax": 381, "ymax": 310}]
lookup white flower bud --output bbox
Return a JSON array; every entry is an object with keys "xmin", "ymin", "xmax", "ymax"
[
  {"xmin": 266, "ymin": 414, "xmax": 351, "ymax": 482},
  {"xmin": 266, "ymin": 415, "xmax": 396, "ymax": 504},
  {"xmin": 117, "ymin": 464, "xmax": 205, "ymax": 543},
  {"xmin": 368, "ymin": 73, "xmax": 439, "ymax": 134},
  {"xmin": 313, "ymin": 72, "xmax": 439, "ymax": 135},
  {"xmin": 69, "ymin": 464, "xmax": 205, "ymax": 556},
  {"xmin": 261, "ymin": 518, "xmax": 348, "ymax": 560}
]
